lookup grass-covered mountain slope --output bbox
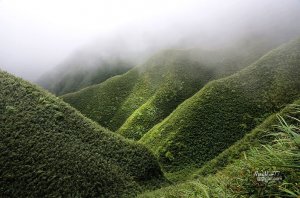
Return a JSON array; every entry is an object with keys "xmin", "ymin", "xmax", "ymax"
[
  {"xmin": 139, "ymin": 103, "xmax": 300, "ymax": 197},
  {"xmin": 140, "ymin": 38, "xmax": 300, "ymax": 172},
  {"xmin": 192, "ymin": 99, "xmax": 300, "ymax": 179},
  {"xmin": 38, "ymin": 56, "xmax": 133, "ymax": 96},
  {"xmin": 63, "ymin": 38, "xmax": 276, "ymax": 140},
  {"xmin": 115, "ymin": 49, "xmax": 216, "ymax": 140},
  {"xmin": 0, "ymin": 71, "xmax": 164, "ymax": 197},
  {"xmin": 166, "ymin": 99, "xmax": 300, "ymax": 183},
  {"xmin": 62, "ymin": 68, "xmax": 140, "ymax": 131}
]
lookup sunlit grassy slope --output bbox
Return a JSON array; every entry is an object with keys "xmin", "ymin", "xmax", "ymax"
[
  {"xmin": 63, "ymin": 38, "xmax": 276, "ymax": 139},
  {"xmin": 140, "ymin": 38, "xmax": 300, "ymax": 172},
  {"xmin": 0, "ymin": 71, "xmax": 164, "ymax": 197},
  {"xmin": 139, "ymin": 100, "xmax": 300, "ymax": 197}
]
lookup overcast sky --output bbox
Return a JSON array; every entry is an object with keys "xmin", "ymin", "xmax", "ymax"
[{"xmin": 0, "ymin": 0, "xmax": 300, "ymax": 81}]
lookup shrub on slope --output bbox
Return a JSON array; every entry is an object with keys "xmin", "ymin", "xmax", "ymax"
[
  {"xmin": 0, "ymin": 71, "xmax": 164, "ymax": 197},
  {"xmin": 140, "ymin": 38, "xmax": 300, "ymax": 172},
  {"xmin": 63, "ymin": 37, "xmax": 276, "ymax": 136}
]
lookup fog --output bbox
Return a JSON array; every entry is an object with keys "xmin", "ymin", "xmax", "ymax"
[{"xmin": 0, "ymin": 0, "xmax": 300, "ymax": 81}]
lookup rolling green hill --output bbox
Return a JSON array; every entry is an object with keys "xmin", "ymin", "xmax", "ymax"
[
  {"xmin": 63, "ymin": 38, "xmax": 276, "ymax": 140},
  {"xmin": 0, "ymin": 71, "xmax": 164, "ymax": 197},
  {"xmin": 140, "ymin": 38, "xmax": 300, "ymax": 172},
  {"xmin": 191, "ymin": 99, "xmax": 300, "ymax": 178},
  {"xmin": 62, "ymin": 68, "xmax": 140, "ymax": 131},
  {"xmin": 165, "ymin": 98, "xmax": 300, "ymax": 182},
  {"xmin": 139, "ymin": 101, "xmax": 300, "ymax": 197}
]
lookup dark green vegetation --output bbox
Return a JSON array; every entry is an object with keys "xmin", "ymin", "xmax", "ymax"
[
  {"xmin": 63, "ymin": 37, "xmax": 278, "ymax": 140},
  {"xmin": 140, "ymin": 38, "xmax": 300, "ymax": 172},
  {"xmin": 139, "ymin": 101, "xmax": 300, "ymax": 197},
  {"xmin": 0, "ymin": 71, "xmax": 164, "ymax": 197},
  {"xmin": 168, "ymin": 98, "xmax": 300, "ymax": 182},
  {"xmin": 38, "ymin": 57, "xmax": 132, "ymax": 95},
  {"xmin": 192, "ymin": 99, "xmax": 300, "ymax": 178}
]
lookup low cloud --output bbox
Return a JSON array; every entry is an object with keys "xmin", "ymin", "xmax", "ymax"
[{"xmin": 0, "ymin": 0, "xmax": 299, "ymax": 81}]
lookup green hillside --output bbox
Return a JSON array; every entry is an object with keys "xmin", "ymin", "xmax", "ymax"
[
  {"xmin": 140, "ymin": 38, "xmax": 300, "ymax": 172},
  {"xmin": 62, "ymin": 68, "xmax": 140, "ymax": 131},
  {"xmin": 0, "ymin": 71, "xmax": 164, "ymax": 197},
  {"xmin": 116, "ymin": 49, "xmax": 215, "ymax": 140},
  {"xmin": 63, "ymin": 38, "xmax": 276, "ymax": 139},
  {"xmin": 166, "ymin": 99, "xmax": 300, "ymax": 182},
  {"xmin": 139, "ymin": 102, "xmax": 300, "ymax": 197},
  {"xmin": 38, "ymin": 57, "xmax": 133, "ymax": 95},
  {"xmin": 192, "ymin": 99, "xmax": 300, "ymax": 178}
]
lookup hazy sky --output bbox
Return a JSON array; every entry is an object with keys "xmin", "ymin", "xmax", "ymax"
[{"xmin": 0, "ymin": 0, "xmax": 300, "ymax": 81}]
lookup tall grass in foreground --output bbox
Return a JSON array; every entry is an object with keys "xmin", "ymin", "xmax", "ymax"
[
  {"xmin": 138, "ymin": 106, "xmax": 300, "ymax": 197},
  {"xmin": 224, "ymin": 113, "xmax": 300, "ymax": 197}
]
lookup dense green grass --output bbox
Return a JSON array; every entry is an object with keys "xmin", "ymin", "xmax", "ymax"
[
  {"xmin": 192, "ymin": 99, "xmax": 300, "ymax": 178},
  {"xmin": 62, "ymin": 69, "xmax": 140, "ymax": 131},
  {"xmin": 0, "ymin": 71, "xmax": 164, "ymax": 197},
  {"xmin": 63, "ymin": 38, "xmax": 275, "ymax": 138},
  {"xmin": 140, "ymin": 38, "xmax": 300, "ymax": 172},
  {"xmin": 38, "ymin": 58, "xmax": 132, "ymax": 95},
  {"xmin": 116, "ymin": 50, "xmax": 216, "ymax": 140},
  {"xmin": 139, "ymin": 103, "xmax": 300, "ymax": 197},
  {"xmin": 164, "ymin": 99, "xmax": 300, "ymax": 183}
]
